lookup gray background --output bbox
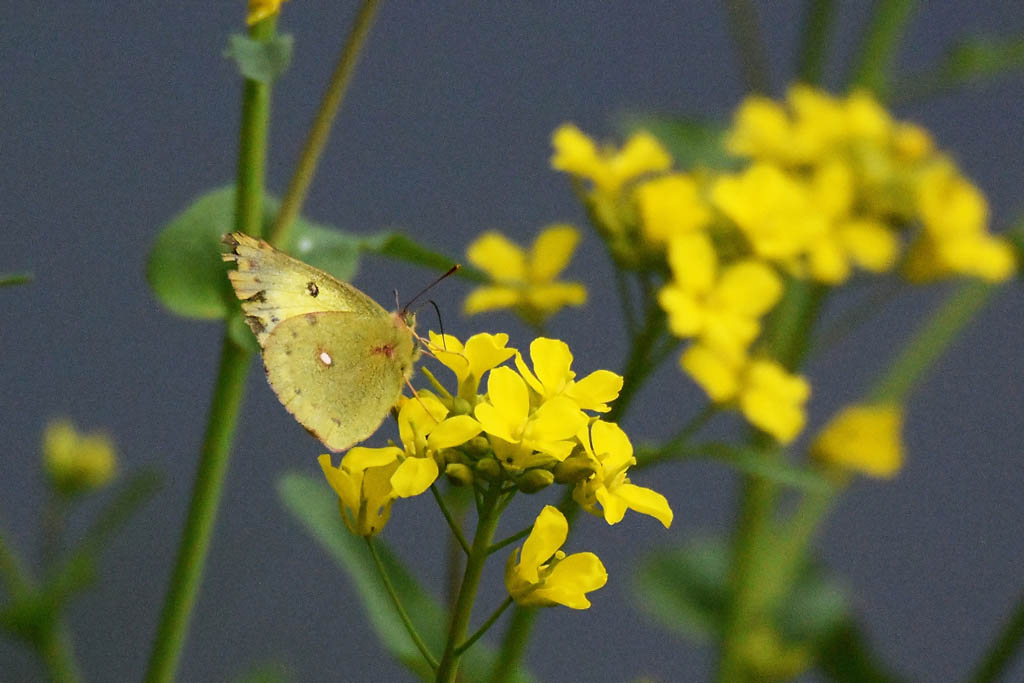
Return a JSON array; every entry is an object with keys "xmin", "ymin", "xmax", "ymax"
[{"xmin": 3, "ymin": 2, "xmax": 1023, "ymax": 681}]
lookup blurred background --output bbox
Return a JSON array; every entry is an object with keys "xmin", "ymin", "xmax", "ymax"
[{"xmin": 3, "ymin": 1, "xmax": 1023, "ymax": 680}]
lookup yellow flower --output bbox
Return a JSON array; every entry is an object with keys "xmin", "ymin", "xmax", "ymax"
[
  {"xmin": 474, "ymin": 367, "xmax": 588, "ymax": 462},
  {"xmin": 550, "ymin": 123, "xmax": 671, "ymax": 195},
  {"xmin": 658, "ymin": 233, "xmax": 782, "ymax": 357},
  {"xmin": 247, "ymin": 0, "xmax": 289, "ymax": 25},
  {"xmin": 812, "ymin": 404, "xmax": 904, "ymax": 478},
  {"xmin": 514, "ymin": 337, "xmax": 623, "ymax": 413},
  {"xmin": 682, "ymin": 345, "xmax": 810, "ymax": 444},
  {"xmin": 43, "ymin": 418, "xmax": 117, "ymax": 495},
  {"xmin": 319, "ymin": 448, "xmax": 402, "ymax": 537},
  {"xmin": 393, "ymin": 394, "xmax": 482, "ymax": 497},
  {"xmin": 573, "ymin": 421, "xmax": 673, "ymax": 527},
  {"xmin": 505, "ymin": 505, "xmax": 607, "ymax": 609},
  {"xmin": 634, "ymin": 173, "xmax": 711, "ymax": 246},
  {"xmin": 427, "ymin": 331, "xmax": 516, "ymax": 401},
  {"xmin": 711, "ymin": 163, "xmax": 827, "ymax": 261},
  {"xmin": 464, "ymin": 225, "xmax": 587, "ymax": 325}
]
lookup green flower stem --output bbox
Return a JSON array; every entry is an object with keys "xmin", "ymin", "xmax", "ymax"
[
  {"xmin": 268, "ymin": 0, "xmax": 381, "ymax": 247},
  {"xmin": 870, "ymin": 281, "xmax": 992, "ymax": 404},
  {"xmin": 722, "ymin": 0, "xmax": 773, "ymax": 94},
  {"xmin": 0, "ymin": 272, "xmax": 32, "ymax": 287},
  {"xmin": 40, "ymin": 492, "xmax": 69, "ymax": 572},
  {"xmin": 607, "ymin": 281, "xmax": 667, "ymax": 423},
  {"xmin": 365, "ymin": 537, "xmax": 439, "ymax": 671},
  {"xmin": 490, "ymin": 604, "xmax": 537, "ymax": 683},
  {"xmin": 40, "ymin": 621, "xmax": 81, "ymax": 683},
  {"xmin": 431, "ymin": 484, "xmax": 470, "ymax": 556},
  {"xmin": 848, "ymin": 0, "xmax": 918, "ymax": 95},
  {"xmin": 796, "ymin": 0, "xmax": 836, "ymax": 85},
  {"xmin": 634, "ymin": 405, "xmax": 717, "ymax": 469},
  {"xmin": 969, "ymin": 589, "xmax": 1024, "ymax": 683},
  {"xmin": 145, "ymin": 15, "xmax": 276, "ymax": 675},
  {"xmin": 455, "ymin": 596, "xmax": 513, "ymax": 656},
  {"xmin": 0, "ymin": 530, "xmax": 31, "ymax": 596},
  {"xmin": 487, "ymin": 525, "xmax": 532, "ymax": 556},
  {"xmin": 435, "ymin": 486, "xmax": 503, "ymax": 683}
]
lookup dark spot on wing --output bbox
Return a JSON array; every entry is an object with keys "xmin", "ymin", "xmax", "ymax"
[
  {"xmin": 307, "ymin": 281, "xmax": 319, "ymax": 297},
  {"xmin": 245, "ymin": 290, "xmax": 267, "ymax": 303},
  {"xmin": 294, "ymin": 388, "xmax": 301, "ymax": 395},
  {"xmin": 245, "ymin": 316, "xmax": 266, "ymax": 335},
  {"xmin": 331, "ymin": 417, "xmax": 342, "ymax": 426}
]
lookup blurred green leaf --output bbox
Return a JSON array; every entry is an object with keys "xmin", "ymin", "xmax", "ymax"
[
  {"xmin": 618, "ymin": 115, "xmax": 739, "ymax": 171},
  {"xmin": 360, "ymin": 232, "xmax": 486, "ymax": 283},
  {"xmin": 225, "ymin": 33, "xmax": 294, "ymax": 83},
  {"xmin": 776, "ymin": 564, "xmax": 848, "ymax": 644},
  {"xmin": 0, "ymin": 272, "xmax": 32, "ymax": 287},
  {"xmin": 817, "ymin": 619, "xmax": 905, "ymax": 683},
  {"xmin": 700, "ymin": 443, "xmax": 834, "ymax": 491},
  {"xmin": 893, "ymin": 35, "xmax": 1024, "ymax": 102},
  {"xmin": 232, "ymin": 660, "xmax": 295, "ymax": 683},
  {"xmin": 278, "ymin": 473, "xmax": 533, "ymax": 683}
]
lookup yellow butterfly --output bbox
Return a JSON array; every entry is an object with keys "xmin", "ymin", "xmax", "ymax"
[{"xmin": 222, "ymin": 232, "xmax": 418, "ymax": 452}]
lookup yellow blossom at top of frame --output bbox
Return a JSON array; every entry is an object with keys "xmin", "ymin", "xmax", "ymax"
[
  {"xmin": 514, "ymin": 337, "xmax": 623, "ymax": 413},
  {"xmin": 319, "ymin": 448, "xmax": 402, "ymax": 537},
  {"xmin": 474, "ymin": 367, "xmax": 588, "ymax": 461},
  {"xmin": 428, "ymin": 331, "xmax": 516, "ymax": 401},
  {"xmin": 658, "ymin": 232, "xmax": 782, "ymax": 357},
  {"xmin": 634, "ymin": 173, "xmax": 712, "ymax": 247},
  {"xmin": 247, "ymin": 0, "xmax": 289, "ymax": 25},
  {"xmin": 392, "ymin": 394, "xmax": 482, "ymax": 497},
  {"xmin": 682, "ymin": 344, "xmax": 810, "ymax": 444},
  {"xmin": 573, "ymin": 421, "xmax": 673, "ymax": 528},
  {"xmin": 551, "ymin": 123, "xmax": 672, "ymax": 195},
  {"xmin": 505, "ymin": 505, "xmax": 607, "ymax": 609},
  {"xmin": 43, "ymin": 418, "xmax": 117, "ymax": 495},
  {"xmin": 464, "ymin": 225, "xmax": 587, "ymax": 324},
  {"xmin": 711, "ymin": 163, "xmax": 827, "ymax": 261},
  {"xmin": 812, "ymin": 403, "xmax": 904, "ymax": 478}
]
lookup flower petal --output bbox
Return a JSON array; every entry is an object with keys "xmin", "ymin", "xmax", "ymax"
[
  {"xmin": 566, "ymin": 370, "xmax": 623, "ymax": 412},
  {"xmin": 532, "ymin": 552, "xmax": 607, "ymax": 609},
  {"xmin": 342, "ymin": 446, "xmax": 403, "ymax": 472},
  {"xmin": 426, "ymin": 415, "xmax": 483, "ymax": 450},
  {"xmin": 518, "ymin": 505, "xmax": 568, "ymax": 583},
  {"xmin": 615, "ymin": 483, "xmax": 674, "ymax": 528},
  {"xmin": 464, "ymin": 286, "xmax": 522, "ymax": 315},
  {"xmin": 466, "ymin": 232, "xmax": 527, "ymax": 282},
  {"xmin": 529, "ymin": 224, "xmax": 581, "ymax": 281},
  {"xmin": 529, "ymin": 338, "xmax": 575, "ymax": 396},
  {"xmin": 390, "ymin": 456, "xmax": 440, "ymax": 498}
]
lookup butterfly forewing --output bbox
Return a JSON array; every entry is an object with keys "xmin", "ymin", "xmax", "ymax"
[{"xmin": 261, "ymin": 310, "xmax": 415, "ymax": 451}]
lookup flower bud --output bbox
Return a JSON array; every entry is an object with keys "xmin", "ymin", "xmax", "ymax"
[
  {"xmin": 553, "ymin": 455, "xmax": 596, "ymax": 485},
  {"xmin": 517, "ymin": 468, "xmax": 555, "ymax": 493},
  {"xmin": 444, "ymin": 463, "xmax": 474, "ymax": 487},
  {"xmin": 43, "ymin": 418, "xmax": 117, "ymax": 496},
  {"xmin": 474, "ymin": 457, "xmax": 502, "ymax": 482}
]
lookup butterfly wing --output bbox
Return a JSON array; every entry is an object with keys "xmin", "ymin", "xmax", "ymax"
[
  {"xmin": 222, "ymin": 232, "xmax": 386, "ymax": 345},
  {"xmin": 261, "ymin": 310, "xmax": 416, "ymax": 451}
]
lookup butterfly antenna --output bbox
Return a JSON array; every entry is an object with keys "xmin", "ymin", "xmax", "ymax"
[
  {"xmin": 426, "ymin": 299, "xmax": 449, "ymax": 351},
  {"xmin": 400, "ymin": 264, "xmax": 460, "ymax": 314}
]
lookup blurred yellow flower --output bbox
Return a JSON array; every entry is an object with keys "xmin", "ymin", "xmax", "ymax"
[
  {"xmin": 551, "ymin": 123, "xmax": 671, "ymax": 195},
  {"xmin": 43, "ymin": 418, "xmax": 117, "ymax": 495},
  {"xmin": 634, "ymin": 173, "xmax": 711, "ymax": 246},
  {"xmin": 319, "ymin": 448, "xmax": 402, "ymax": 537},
  {"xmin": 682, "ymin": 345, "xmax": 810, "ymax": 444},
  {"xmin": 812, "ymin": 404, "xmax": 904, "ymax": 478},
  {"xmin": 247, "ymin": 0, "xmax": 289, "ymax": 25},
  {"xmin": 464, "ymin": 225, "xmax": 587, "ymax": 325},
  {"xmin": 573, "ymin": 421, "xmax": 673, "ymax": 527},
  {"xmin": 505, "ymin": 505, "xmax": 607, "ymax": 609},
  {"xmin": 514, "ymin": 337, "xmax": 623, "ymax": 413}
]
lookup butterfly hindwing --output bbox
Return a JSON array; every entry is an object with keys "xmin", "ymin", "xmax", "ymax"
[{"xmin": 261, "ymin": 310, "xmax": 416, "ymax": 452}]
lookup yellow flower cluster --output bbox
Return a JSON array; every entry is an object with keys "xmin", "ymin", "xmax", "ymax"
[
  {"xmin": 247, "ymin": 0, "xmax": 289, "ymax": 25},
  {"xmin": 319, "ymin": 332, "xmax": 673, "ymax": 609}
]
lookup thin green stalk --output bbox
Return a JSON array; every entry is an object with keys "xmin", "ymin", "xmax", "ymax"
[
  {"xmin": 0, "ymin": 272, "xmax": 32, "ymax": 287},
  {"xmin": 435, "ymin": 486, "xmax": 503, "ymax": 683},
  {"xmin": 366, "ymin": 537, "xmax": 439, "ymax": 671},
  {"xmin": 455, "ymin": 596, "xmax": 513, "ymax": 656},
  {"xmin": 848, "ymin": 0, "xmax": 918, "ymax": 96},
  {"xmin": 144, "ymin": 15, "xmax": 276, "ymax": 681},
  {"xmin": 40, "ymin": 622, "xmax": 80, "ymax": 683},
  {"xmin": 607, "ymin": 284, "xmax": 667, "ymax": 424},
  {"xmin": 431, "ymin": 484, "xmax": 470, "ymax": 556},
  {"xmin": 969, "ymin": 590, "xmax": 1024, "ymax": 683},
  {"xmin": 488, "ymin": 525, "xmax": 532, "ymax": 556},
  {"xmin": 268, "ymin": 0, "xmax": 381, "ymax": 246},
  {"xmin": 635, "ymin": 405, "xmax": 717, "ymax": 469},
  {"xmin": 0, "ymin": 530, "xmax": 31, "ymax": 597},
  {"xmin": 797, "ymin": 0, "xmax": 836, "ymax": 84},
  {"xmin": 40, "ymin": 492, "xmax": 69, "ymax": 572},
  {"xmin": 870, "ymin": 281, "xmax": 992, "ymax": 404},
  {"xmin": 491, "ymin": 605, "xmax": 537, "ymax": 683},
  {"xmin": 722, "ymin": 0, "xmax": 773, "ymax": 94}
]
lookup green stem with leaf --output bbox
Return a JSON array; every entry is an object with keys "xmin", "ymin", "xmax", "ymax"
[{"xmin": 848, "ymin": 0, "xmax": 918, "ymax": 96}]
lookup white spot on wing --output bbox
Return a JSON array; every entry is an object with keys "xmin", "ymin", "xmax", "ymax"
[{"xmin": 318, "ymin": 350, "xmax": 333, "ymax": 366}]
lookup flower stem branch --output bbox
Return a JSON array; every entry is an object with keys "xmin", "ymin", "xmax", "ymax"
[
  {"xmin": 435, "ymin": 485, "xmax": 503, "ymax": 683},
  {"xmin": 969, "ymin": 589, "xmax": 1024, "ymax": 683},
  {"xmin": 721, "ymin": 0, "xmax": 773, "ymax": 94},
  {"xmin": 268, "ymin": 0, "xmax": 381, "ymax": 247},
  {"xmin": 365, "ymin": 537, "xmax": 439, "ymax": 671},
  {"xmin": 144, "ymin": 17, "xmax": 276, "ymax": 682},
  {"xmin": 848, "ymin": 0, "xmax": 918, "ymax": 96},
  {"xmin": 455, "ymin": 596, "xmax": 513, "ymax": 656},
  {"xmin": 431, "ymin": 484, "xmax": 470, "ymax": 556},
  {"xmin": 796, "ymin": 0, "xmax": 836, "ymax": 85},
  {"xmin": 488, "ymin": 525, "xmax": 533, "ymax": 556}
]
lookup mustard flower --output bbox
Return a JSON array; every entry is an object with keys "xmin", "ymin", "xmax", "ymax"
[
  {"xmin": 247, "ymin": 0, "xmax": 289, "ymax": 25},
  {"xmin": 812, "ymin": 404, "xmax": 904, "ymax": 478},
  {"xmin": 634, "ymin": 173, "xmax": 711, "ymax": 247},
  {"xmin": 658, "ymin": 232, "xmax": 782, "ymax": 358},
  {"xmin": 464, "ymin": 225, "xmax": 587, "ymax": 325},
  {"xmin": 550, "ymin": 123, "xmax": 671, "ymax": 195},
  {"xmin": 682, "ymin": 344, "xmax": 810, "ymax": 444},
  {"xmin": 319, "ymin": 448, "xmax": 402, "ymax": 537},
  {"xmin": 392, "ymin": 394, "xmax": 482, "ymax": 497},
  {"xmin": 427, "ymin": 331, "xmax": 516, "ymax": 401},
  {"xmin": 573, "ymin": 421, "xmax": 673, "ymax": 527},
  {"xmin": 514, "ymin": 337, "xmax": 623, "ymax": 413},
  {"xmin": 474, "ymin": 367, "xmax": 588, "ymax": 463},
  {"xmin": 43, "ymin": 418, "xmax": 117, "ymax": 495},
  {"xmin": 505, "ymin": 505, "xmax": 607, "ymax": 609}
]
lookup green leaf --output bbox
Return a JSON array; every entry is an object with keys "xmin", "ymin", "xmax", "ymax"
[
  {"xmin": 776, "ymin": 563, "xmax": 848, "ymax": 645},
  {"xmin": 0, "ymin": 272, "xmax": 32, "ymax": 287},
  {"xmin": 360, "ymin": 232, "xmax": 487, "ymax": 283},
  {"xmin": 699, "ymin": 443, "xmax": 834, "ymax": 492},
  {"xmin": 232, "ymin": 661, "xmax": 295, "ymax": 683},
  {"xmin": 633, "ymin": 538, "xmax": 728, "ymax": 641},
  {"xmin": 617, "ymin": 114, "xmax": 740, "ymax": 172},
  {"xmin": 816, "ymin": 619, "xmax": 905, "ymax": 683},
  {"xmin": 278, "ymin": 473, "xmax": 534, "ymax": 683},
  {"xmin": 942, "ymin": 36, "xmax": 1024, "ymax": 82},
  {"xmin": 225, "ymin": 33, "xmax": 295, "ymax": 83}
]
